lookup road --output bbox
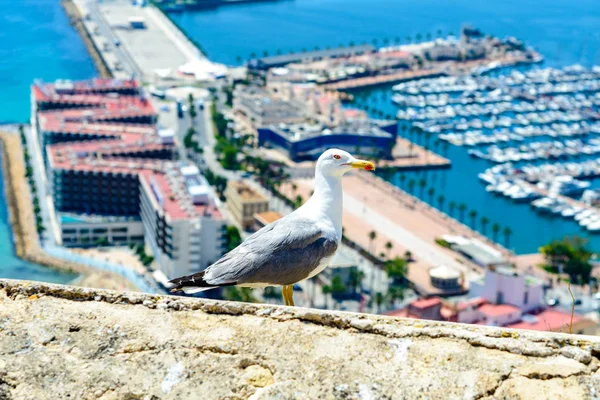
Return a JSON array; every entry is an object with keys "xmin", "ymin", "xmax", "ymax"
[
  {"xmin": 76, "ymin": 0, "xmax": 139, "ymax": 79},
  {"xmin": 24, "ymin": 124, "xmax": 59, "ymax": 247}
]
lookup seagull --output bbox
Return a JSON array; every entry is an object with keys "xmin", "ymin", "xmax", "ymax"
[{"xmin": 169, "ymin": 149, "xmax": 375, "ymax": 306}]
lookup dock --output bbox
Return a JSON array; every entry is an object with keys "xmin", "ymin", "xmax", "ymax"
[{"xmin": 70, "ymin": 0, "xmax": 204, "ymax": 81}]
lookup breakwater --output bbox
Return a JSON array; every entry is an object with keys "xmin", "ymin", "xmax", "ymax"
[{"xmin": 60, "ymin": 0, "xmax": 112, "ymax": 78}]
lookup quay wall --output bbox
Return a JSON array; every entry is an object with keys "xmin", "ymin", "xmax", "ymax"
[
  {"xmin": 60, "ymin": 0, "xmax": 112, "ymax": 78},
  {"xmin": 152, "ymin": 4, "xmax": 208, "ymax": 58}
]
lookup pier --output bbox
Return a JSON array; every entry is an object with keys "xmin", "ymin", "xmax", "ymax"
[{"xmin": 70, "ymin": 0, "xmax": 205, "ymax": 82}]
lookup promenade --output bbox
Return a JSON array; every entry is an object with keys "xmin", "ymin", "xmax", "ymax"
[
  {"xmin": 322, "ymin": 53, "xmax": 541, "ymax": 91},
  {"xmin": 279, "ymin": 171, "xmax": 527, "ymax": 295}
]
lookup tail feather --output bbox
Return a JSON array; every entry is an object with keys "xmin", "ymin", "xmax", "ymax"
[{"xmin": 168, "ymin": 270, "xmax": 236, "ymax": 294}]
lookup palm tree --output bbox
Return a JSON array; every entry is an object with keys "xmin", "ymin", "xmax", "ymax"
[
  {"xmin": 449, "ymin": 201, "xmax": 456, "ymax": 217},
  {"xmin": 427, "ymin": 187, "xmax": 435, "ymax": 203},
  {"xmin": 426, "ymin": 32, "xmax": 432, "ymax": 41},
  {"xmin": 250, "ymin": 51, "xmax": 256, "ymax": 58},
  {"xmin": 399, "ymin": 173, "xmax": 406, "ymax": 186},
  {"xmin": 385, "ymin": 241, "xmax": 393, "ymax": 259},
  {"xmin": 372, "ymin": 38, "xmax": 378, "ymax": 46},
  {"xmin": 263, "ymin": 50, "xmax": 269, "ymax": 57},
  {"xmin": 481, "ymin": 216, "xmax": 490, "ymax": 235},
  {"xmin": 375, "ymin": 292, "xmax": 384, "ymax": 313},
  {"xmin": 368, "ymin": 230, "xmax": 377, "ymax": 254},
  {"xmin": 492, "ymin": 223, "xmax": 501, "ymax": 242},
  {"xmin": 437, "ymin": 29, "xmax": 442, "ymax": 38},
  {"xmin": 503, "ymin": 227, "xmax": 513, "ymax": 248},
  {"xmin": 394, "ymin": 36, "xmax": 401, "ymax": 44},
  {"xmin": 405, "ymin": 35, "xmax": 412, "ymax": 44},
  {"xmin": 236, "ymin": 55, "xmax": 242, "ymax": 64},
  {"xmin": 408, "ymin": 179, "xmax": 416, "ymax": 194},
  {"xmin": 415, "ymin": 33, "xmax": 422, "ymax": 42},
  {"xmin": 468, "ymin": 209, "xmax": 478, "ymax": 228},
  {"xmin": 458, "ymin": 203, "xmax": 467, "ymax": 221},
  {"xmin": 404, "ymin": 250, "xmax": 412, "ymax": 262},
  {"xmin": 437, "ymin": 194, "xmax": 445, "ymax": 210},
  {"xmin": 418, "ymin": 178, "xmax": 427, "ymax": 197}
]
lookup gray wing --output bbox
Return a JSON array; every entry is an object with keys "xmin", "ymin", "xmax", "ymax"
[{"xmin": 203, "ymin": 215, "xmax": 338, "ymax": 286}]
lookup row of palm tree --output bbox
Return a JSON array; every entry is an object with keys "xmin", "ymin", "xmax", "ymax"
[
  {"xmin": 396, "ymin": 176, "xmax": 514, "ymax": 248},
  {"xmin": 238, "ymin": 30, "xmax": 455, "ymax": 63}
]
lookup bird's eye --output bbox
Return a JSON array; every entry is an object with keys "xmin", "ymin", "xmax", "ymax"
[{"xmin": 333, "ymin": 154, "xmax": 341, "ymax": 160}]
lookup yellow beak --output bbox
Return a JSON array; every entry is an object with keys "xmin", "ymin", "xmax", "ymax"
[{"xmin": 350, "ymin": 159, "xmax": 375, "ymax": 171}]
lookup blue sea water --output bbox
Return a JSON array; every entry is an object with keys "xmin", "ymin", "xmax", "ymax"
[
  {"xmin": 0, "ymin": 0, "xmax": 94, "ymax": 283},
  {"xmin": 0, "ymin": 0, "xmax": 96, "ymax": 123},
  {"xmin": 170, "ymin": 0, "xmax": 600, "ymax": 254}
]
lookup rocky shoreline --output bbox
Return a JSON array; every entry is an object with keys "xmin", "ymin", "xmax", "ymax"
[{"xmin": 0, "ymin": 132, "xmax": 136, "ymax": 291}]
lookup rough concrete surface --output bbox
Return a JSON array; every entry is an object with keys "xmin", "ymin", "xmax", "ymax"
[{"xmin": 1, "ymin": 279, "xmax": 600, "ymax": 400}]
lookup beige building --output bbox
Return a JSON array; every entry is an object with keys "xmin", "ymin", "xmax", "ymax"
[{"xmin": 226, "ymin": 181, "xmax": 269, "ymax": 230}]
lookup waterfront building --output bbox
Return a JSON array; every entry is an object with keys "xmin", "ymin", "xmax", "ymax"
[
  {"xmin": 139, "ymin": 165, "xmax": 226, "ymax": 279},
  {"xmin": 248, "ymin": 45, "xmax": 375, "ymax": 71},
  {"xmin": 257, "ymin": 120, "xmax": 397, "ymax": 162},
  {"xmin": 233, "ymin": 85, "xmax": 307, "ymax": 128},
  {"xmin": 59, "ymin": 215, "xmax": 144, "ymax": 247},
  {"xmin": 33, "ymin": 79, "xmax": 226, "ymax": 279},
  {"xmin": 225, "ymin": 181, "xmax": 269, "ymax": 231},
  {"xmin": 470, "ymin": 265, "xmax": 544, "ymax": 313}
]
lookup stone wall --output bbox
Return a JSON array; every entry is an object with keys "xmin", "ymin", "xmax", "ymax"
[{"xmin": 1, "ymin": 279, "xmax": 599, "ymax": 399}]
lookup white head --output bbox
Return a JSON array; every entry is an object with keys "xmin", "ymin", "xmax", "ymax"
[{"xmin": 315, "ymin": 149, "xmax": 375, "ymax": 178}]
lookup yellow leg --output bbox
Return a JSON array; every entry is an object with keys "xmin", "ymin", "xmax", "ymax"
[
  {"xmin": 282, "ymin": 285, "xmax": 289, "ymax": 305},
  {"xmin": 286, "ymin": 285, "xmax": 295, "ymax": 307}
]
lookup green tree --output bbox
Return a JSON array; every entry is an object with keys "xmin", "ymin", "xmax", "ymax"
[
  {"xmin": 449, "ymin": 201, "xmax": 456, "ymax": 217},
  {"xmin": 399, "ymin": 173, "xmax": 406, "ymax": 186},
  {"xmin": 481, "ymin": 216, "xmax": 490, "ymax": 235},
  {"xmin": 294, "ymin": 195, "xmax": 304, "ymax": 209},
  {"xmin": 348, "ymin": 268, "xmax": 364, "ymax": 293},
  {"xmin": 468, "ymin": 209, "xmax": 478, "ymax": 228},
  {"xmin": 427, "ymin": 187, "xmax": 435, "ymax": 203},
  {"xmin": 492, "ymin": 223, "xmax": 501, "ymax": 242},
  {"xmin": 385, "ymin": 257, "xmax": 407, "ymax": 284},
  {"xmin": 407, "ymin": 179, "xmax": 416, "ymax": 194},
  {"xmin": 503, "ymin": 227, "xmax": 513, "ymax": 248},
  {"xmin": 385, "ymin": 241, "xmax": 393, "ymax": 259},
  {"xmin": 404, "ymin": 250, "xmax": 412, "ymax": 262},
  {"xmin": 386, "ymin": 286, "xmax": 405, "ymax": 307},
  {"xmin": 375, "ymin": 292, "xmax": 384, "ymax": 313},
  {"xmin": 263, "ymin": 286, "xmax": 282, "ymax": 301},
  {"xmin": 224, "ymin": 225, "xmax": 242, "ymax": 251},
  {"xmin": 418, "ymin": 178, "xmax": 427, "ymax": 197},
  {"xmin": 458, "ymin": 203, "xmax": 467, "ymax": 221},
  {"xmin": 224, "ymin": 287, "xmax": 256, "ymax": 303},
  {"xmin": 437, "ymin": 194, "xmax": 445, "ymax": 211},
  {"xmin": 540, "ymin": 236, "xmax": 593, "ymax": 283},
  {"xmin": 368, "ymin": 230, "xmax": 377, "ymax": 255}
]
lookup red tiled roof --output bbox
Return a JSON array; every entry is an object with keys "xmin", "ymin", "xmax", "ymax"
[
  {"xmin": 478, "ymin": 304, "xmax": 520, "ymax": 317},
  {"xmin": 139, "ymin": 171, "xmax": 223, "ymax": 221},
  {"xmin": 37, "ymin": 79, "xmax": 220, "ymax": 223},
  {"xmin": 457, "ymin": 297, "xmax": 487, "ymax": 311},
  {"xmin": 507, "ymin": 309, "xmax": 583, "ymax": 332},
  {"xmin": 411, "ymin": 297, "xmax": 442, "ymax": 309}
]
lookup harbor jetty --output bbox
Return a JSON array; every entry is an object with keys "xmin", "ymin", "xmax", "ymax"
[{"xmin": 61, "ymin": 0, "xmax": 112, "ymax": 78}]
